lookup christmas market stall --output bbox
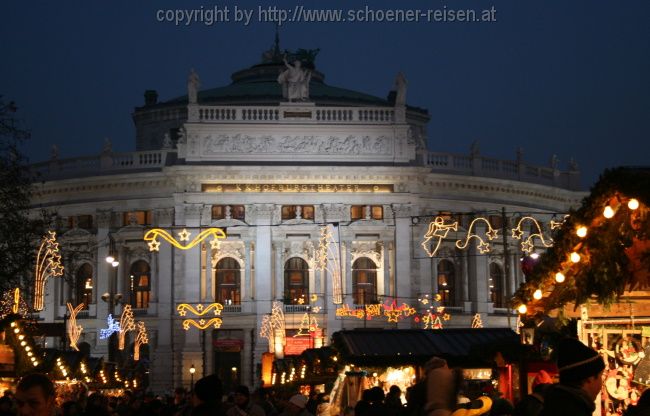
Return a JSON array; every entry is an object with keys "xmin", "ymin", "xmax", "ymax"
[
  {"xmin": 328, "ymin": 328, "xmax": 520, "ymax": 413},
  {"xmin": 512, "ymin": 167, "xmax": 650, "ymax": 416}
]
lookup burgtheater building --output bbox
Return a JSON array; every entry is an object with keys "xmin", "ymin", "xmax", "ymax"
[{"xmin": 31, "ymin": 47, "xmax": 583, "ymax": 392}]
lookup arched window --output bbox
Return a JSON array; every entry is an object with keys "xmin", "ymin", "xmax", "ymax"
[
  {"xmin": 352, "ymin": 258, "xmax": 377, "ymax": 305},
  {"xmin": 75, "ymin": 263, "xmax": 93, "ymax": 310},
  {"xmin": 489, "ymin": 263, "xmax": 505, "ymax": 307},
  {"xmin": 216, "ymin": 258, "xmax": 241, "ymax": 305},
  {"xmin": 284, "ymin": 258, "xmax": 309, "ymax": 305},
  {"xmin": 437, "ymin": 260, "xmax": 455, "ymax": 306},
  {"xmin": 129, "ymin": 260, "xmax": 151, "ymax": 309}
]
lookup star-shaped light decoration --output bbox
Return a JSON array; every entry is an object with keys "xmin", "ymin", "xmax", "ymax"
[
  {"xmin": 178, "ymin": 309, "xmax": 187, "ymax": 317},
  {"xmin": 312, "ymin": 306, "xmax": 321, "ymax": 313},
  {"xmin": 477, "ymin": 241, "xmax": 490, "ymax": 254},
  {"xmin": 443, "ymin": 313, "xmax": 451, "ymax": 321},
  {"xmin": 210, "ymin": 238, "xmax": 221, "ymax": 250},
  {"xmin": 434, "ymin": 294, "xmax": 442, "ymax": 302},
  {"xmin": 384, "ymin": 309, "xmax": 403, "ymax": 323},
  {"xmin": 436, "ymin": 306, "xmax": 445, "ymax": 313},
  {"xmin": 420, "ymin": 298, "xmax": 429, "ymax": 305},
  {"xmin": 511, "ymin": 227, "xmax": 524, "ymax": 239},
  {"xmin": 148, "ymin": 240, "xmax": 161, "ymax": 252},
  {"xmin": 178, "ymin": 229, "xmax": 191, "ymax": 242},
  {"xmin": 196, "ymin": 304, "xmax": 204, "ymax": 311},
  {"xmin": 297, "ymin": 297, "xmax": 305, "ymax": 305},
  {"xmin": 485, "ymin": 228, "xmax": 499, "ymax": 240},
  {"xmin": 520, "ymin": 240, "xmax": 535, "ymax": 254}
]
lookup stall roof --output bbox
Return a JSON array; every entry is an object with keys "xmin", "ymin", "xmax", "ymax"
[{"xmin": 332, "ymin": 328, "xmax": 520, "ymax": 366}]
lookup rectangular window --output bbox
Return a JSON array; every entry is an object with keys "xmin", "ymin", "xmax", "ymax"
[
  {"xmin": 281, "ymin": 206, "xmax": 314, "ymax": 220},
  {"xmin": 350, "ymin": 206, "xmax": 363, "ymax": 221},
  {"xmin": 212, "ymin": 205, "xmax": 245, "ymax": 220},
  {"xmin": 122, "ymin": 211, "xmax": 152, "ymax": 226},
  {"xmin": 371, "ymin": 206, "xmax": 383, "ymax": 220}
]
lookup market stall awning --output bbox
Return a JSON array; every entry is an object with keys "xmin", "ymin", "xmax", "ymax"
[{"xmin": 332, "ymin": 328, "xmax": 520, "ymax": 366}]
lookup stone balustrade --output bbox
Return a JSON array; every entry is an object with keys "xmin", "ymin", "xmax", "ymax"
[
  {"xmin": 31, "ymin": 150, "xmax": 175, "ymax": 180},
  {"xmin": 194, "ymin": 105, "xmax": 395, "ymax": 124},
  {"xmin": 426, "ymin": 151, "xmax": 581, "ymax": 190}
]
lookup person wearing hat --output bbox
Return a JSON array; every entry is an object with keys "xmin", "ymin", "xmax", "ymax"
[
  {"xmin": 192, "ymin": 374, "xmax": 226, "ymax": 416},
  {"xmin": 539, "ymin": 337, "xmax": 606, "ymax": 416},
  {"xmin": 226, "ymin": 385, "xmax": 266, "ymax": 416},
  {"xmin": 279, "ymin": 394, "xmax": 313, "ymax": 416}
]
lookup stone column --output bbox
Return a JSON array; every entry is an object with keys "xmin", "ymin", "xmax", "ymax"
[
  {"xmin": 150, "ymin": 208, "xmax": 174, "ymax": 393},
  {"xmin": 252, "ymin": 204, "xmax": 274, "ymax": 367},
  {"xmin": 461, "ymin": 251, "xmax": 471, "ymax": 313},
  {"xmin": 467, "ymin": 224, "xmax": 490, "ymax": 313},
  {"xmin": 94, "ymin": 210, "xmax": 112, "ymax": 358},
  {"xmin": 392, "ymin": 204, "xmax": 412, "ymax": 303},
  {"xmin": 274, "ymin": 242, "xmax": 284, "ymax": 302}
]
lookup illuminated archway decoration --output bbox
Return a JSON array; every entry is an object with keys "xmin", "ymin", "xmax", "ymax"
[
  {"xmin": 511, "ymin": 216, "xmax": 553, "ymax": 253},
  {"xmin": 144, "ymin": 227, "xmax": 226, "ymax": 252},
  {"xmin": 421, "ymin": 217, "xmax": 458, "ymax": 257},
  {"xmin": 176, "ymin": 303, "xmax": 224, "ymax": 317},
  {"xmin": 66, "ymin": 302, "xmax": 84, "ymax": 351},
  {"xmin": 317, "ymin": 225, "xmax": 343, "ymax": 304},
  {"xmin": 133, "ymin": 321, "xmax": 148, "ymax": 361},
  {"xmin": 99, "ymin": 314, "xmax": 120, "ymax": 339},
  {"xmin": 118, "ymin": 305, "xmax": 136, "ymax": 350},
  {"xmin": 455, "ymin": 218, "xmax": 498, "ymax": 254},
  {"xmin": 33, "ymin": 231, "xmax": 64, "ymax": 311}
]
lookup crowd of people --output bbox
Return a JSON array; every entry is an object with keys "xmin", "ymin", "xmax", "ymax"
[{"xmin": 3, "ymin": 337, "xmax": 650, "ymax": 416}]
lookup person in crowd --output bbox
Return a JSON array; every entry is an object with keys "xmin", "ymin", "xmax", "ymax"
[
  {"xmin": 0, "ymin": 396, "xmax": 13, "ymax": 416},
  {"xmin": 513, "ymin": 371, "xmax": 553, "ymax": 416},
  {"xmin": 279, "ymin": 394, "xmax": 313, "ymax": 416},
  {"xmin": 226, "ymin": 385, "xmax": 265, "ymax": 416},
  {"xmin": 385, "ymin": 385, "xmax": 404, "ymax": 410},
  {"xmin": 315, "ymin": 393, "xmax": 330, "ymax": 416},
  {"xmin": 539, "ymin": 337, "xmax": 605, "ymax": 416},
  {"xmin": 402, "ymin": 382, "xmax": 427, "ymax": 416},
  {"xmin": 15, "ymin": 373, "xmax": 57, "ymax": 416},
  {"xmin": 253, "ymin": 388, "xmax": 278, "ymax": 416},
  {"xmin": 353, "ymin": 389, "xmax": 371, "ymax": 416},
  {"xmin": 305, "ymin": 392, "xmax": 318, "ymax": 415},
  {"xmin": 342, "ymin": 406, "xmax": 354, "ymax": 416},
  {"xmin": 191, "ymin": 374, "xmax": 226, "ymax": 416}
]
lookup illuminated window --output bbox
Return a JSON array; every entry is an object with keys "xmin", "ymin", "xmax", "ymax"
[
  {"xmin": 350, "ymin": 206, "xmax": 383, "ymax": 220},
  {"xmin": 352, "ymin": 257, "xmax": 377, "ymax": 304},
  {"xmin": 75, "ymin": 263, "xmax": 93, "ymax": 310},
  {"xmin": 129, "ymin": 260, "xmax": 151, "ymax": 309},
  {"xmin": 122, "ymin": 211, "xmax": 152, "ymax": 226},
  {"xmin": 281, "ymin": 206, "xmax": 314, "ymax": 220},
  {"xmin": 216, "ymin": 257, "xmax": 241, "ymax": 305},
  {"xmin": 284, "ymin": 258, "xmax": 309, "ymax": 304},
  {"xmin": 212, "ymin": 205, "xmax": 245, "ymax": 221},
  {"xmin": 437, "ymin": 260, "xmax": 455, "ymax": 306},
  {"xmin": 489, "ymin": 263, "xmax": 505, "ymax": 307}
]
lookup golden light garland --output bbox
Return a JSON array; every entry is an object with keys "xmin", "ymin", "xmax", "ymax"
[
  {"xmin": 118, "ymin": 305, "xmax": 136, "ymax": 350},
  {"xmin": 133, "ymin": 321, "xmax": 148, "ymax": 360},
  {"xmin": 317, "ymin": 225, "xmax": 343, "ymax": 304},
  {"xmin": 511, "ymin": 216, "xmax": 553, "ymax": 253},
  {"xmin": 259, "ymin": 301, "xmax": 285, "ymax": 348},
  {"xmin": 33, "ymin": 231, "xmax": 64, "ymax": 311},
  {"xmin": 471, "ymin": 313, "xmax": 484, "ymax": 328},
  {"xmin": 176, "ymin": 303, "xmax": 224, "ymax": 316},
  {"xmin": 144, "ymin": 228, "xmax": 226, "ymax": 252},
  {"xmin": 182, "ymin": 318, "xmax": 223, "ymax": 330},
  {"xmin": 66, "ymin": 302, "xmax": 84, "ymax": 351},
  {"xmin": 422, "ymin": 313, "xmax": 443, "ymax": 329},
  {"xmin": 455, "ymin": 218, "xmax": 498, "ymax": 254},
  {"xmin": 1, "ymin": 288, "xmax": 29, "ymax": 319},
  {"xmin": 549, "ymin": 214, "xmax": 570, "ymax": 230},
  {"xmin": 421, "ymin": 217, "xmax": 458, "ymax": 257},
  {"xmin": 335, "ymin": 302, "xmax": 416, "ymax": 322}
]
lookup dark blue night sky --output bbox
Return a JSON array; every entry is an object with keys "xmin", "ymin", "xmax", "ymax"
[{"xmin": 2, "ymin": 0, "xmax": 649, "ymax": 188}]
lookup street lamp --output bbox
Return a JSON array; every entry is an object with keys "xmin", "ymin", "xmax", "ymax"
[{"xmin": 189, "ymin": 364, "xmax": 196, "ymax": 393}]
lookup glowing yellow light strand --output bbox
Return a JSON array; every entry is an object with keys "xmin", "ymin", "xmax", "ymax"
[
  {"xmin": 176, "ymin": 303, "xmax": 223, "ymax": 317},
  {"xmin": 511, "ymin": 216, "xmax": 553, "ymax": 254},
  {"xmin": 471, "ymin": 313, "xmax": 484, "ymax": 328},
  {"xmin": 421, "ymin": 217, "xmax": 458, "ymax": 257},
  {"xmin": 455, "ymin": 218, "xmax": 498, "ymax": 254},
  {"xmin": 118, "ymin": 305, "xmax": 136, "ymax": 350},
  {"xmin": 294, "ymin": 313, "xmax": 320, "ymax": 337},
  {"xmin": 12, "ymin": 288, "xmax": 20, "ymax": 314},
  {"xmin": 144, "ymin": 228, "xmax": 226, "ymax": 252},
  {"xmin": 66, "ymin": 302, "xmax": 84, "ymax": 351},
  {"xmin": 33, "ymin": 231, "xmax": 64, "ymax": 311},
  {"xmin": 317, "ymin": 225, "xmax": 343, "ymax": 304},
  {"xmin": 259, "ymin": 301, "xmax": 285, "ymax": 350},
  {"xmin": 133, "ymin": 321, "xmax": 148, "ymax": 361},
  {"xmin": 549, "ymin": 215, "xmax": 570, "ymax": 230},
  {"xmin": 182, "ymin": 318, "xmax": 223, "ymax": 330}
]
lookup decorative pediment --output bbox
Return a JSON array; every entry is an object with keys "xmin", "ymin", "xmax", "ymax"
[
  {"xmin": 211, "ymin": 241, "xmax": 246, "ymax": 267},
  {"xmin": 350, "ymin": 241, "xmax": 383, "ymax": 266}
]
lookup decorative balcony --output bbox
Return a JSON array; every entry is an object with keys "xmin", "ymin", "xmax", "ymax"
[{"xmin": 192, "ymin": 105, "xmax": 395, "ymax": 124}]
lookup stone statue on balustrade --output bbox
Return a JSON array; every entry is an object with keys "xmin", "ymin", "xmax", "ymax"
[
  {"xmin": 278, "ymin": 55, "xmax": 311, "ymax": 102},
  {"xmin": 187, "ymin": 68, "xmax": 201, "ymax": 104},
  {"xmin": 162, "ymin": 133, "xmax": 174, "ymax": 150},
  {"xmin": 394, "ymin": 72, "xmax": 407, "ymax": 106}
]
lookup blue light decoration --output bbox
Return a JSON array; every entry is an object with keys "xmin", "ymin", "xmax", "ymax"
[{"xmin": 99, "ymin": 314, "xmax": 121, "ymax": 339}]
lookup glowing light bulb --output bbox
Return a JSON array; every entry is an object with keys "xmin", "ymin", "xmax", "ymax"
[
  {"xmin": 555, "ymin": 272, "xmax": 566, "ymax": 283},
  {"xmin": 603, "ymin": 206, "xmax": 615, "ymax": 218},
  {"xmin": 517, "ymin": 304, "xmax": 527, "ymax": 314},
  {"xmin": 570, "ymin": 252, "xmax": 581, "ymax": 263},
  {"xmin": 111, "ymin": 260, "xmax": 119, "ymax": 267},
  {"xmin": 628, "ymin": 199, "xmax": 639, "ymax": 210},
  {"xmin": 105, "ymin": 255, "xmax": 115, "ymax": 264},
  {"xmin": 533, "ymin": 290, "xmax": 543, "ymax": 300},
  {"xmin": 576, "ymin": 227, "xmax": 587, "ymax": 238}
]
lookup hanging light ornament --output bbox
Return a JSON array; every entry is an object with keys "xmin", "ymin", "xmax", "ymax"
[
  {"xmin": 555, "ymin": 272, "xmax": 566, "ymax": 283},
  {"xmin": 576, "ymin": 226, "xmax": 587, "ymax": 238},
  {"xmin": 517, "ymin": 304, "xmax": 527, "ymax": 314},
  {"xmin": 628, "ymin": 198, "xmax": 639, "ymax": 210},
  {"xmin": 603, "ymin": 206, "xmax": 615, "ymax": 218},
  {"xmin": 533, "ymin": 290, "xmax": 543, "ymax": 300},
  {"xmin": 570, "ymin": 252, "xmax": 581, "ymax": 263}
]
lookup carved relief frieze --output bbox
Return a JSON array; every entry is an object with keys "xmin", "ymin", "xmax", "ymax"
[
  {"xmin": 154, "ymin": 208, "xmax": 175, "ymax": 226},
  {"xmin": 200, "ymin": 134, "xmax": 392, "ymax": 156},
  {"xmin": 211, "ymin": 241, "xmax": 246, "ymax": 267},
  {"xmin": 321, "ymin": 203, "xmax": 348, "ymax": 222},
  {"xmin": 282, "ymin": 241, "xmax": 316, "ymax": 268},
  {"xmin": 350, "ymin": 241, "xmax": 383, "ymax": 266},
  {"xmin": 96, "ymin": 210, "xmax": 112, "ymax": 228}
]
